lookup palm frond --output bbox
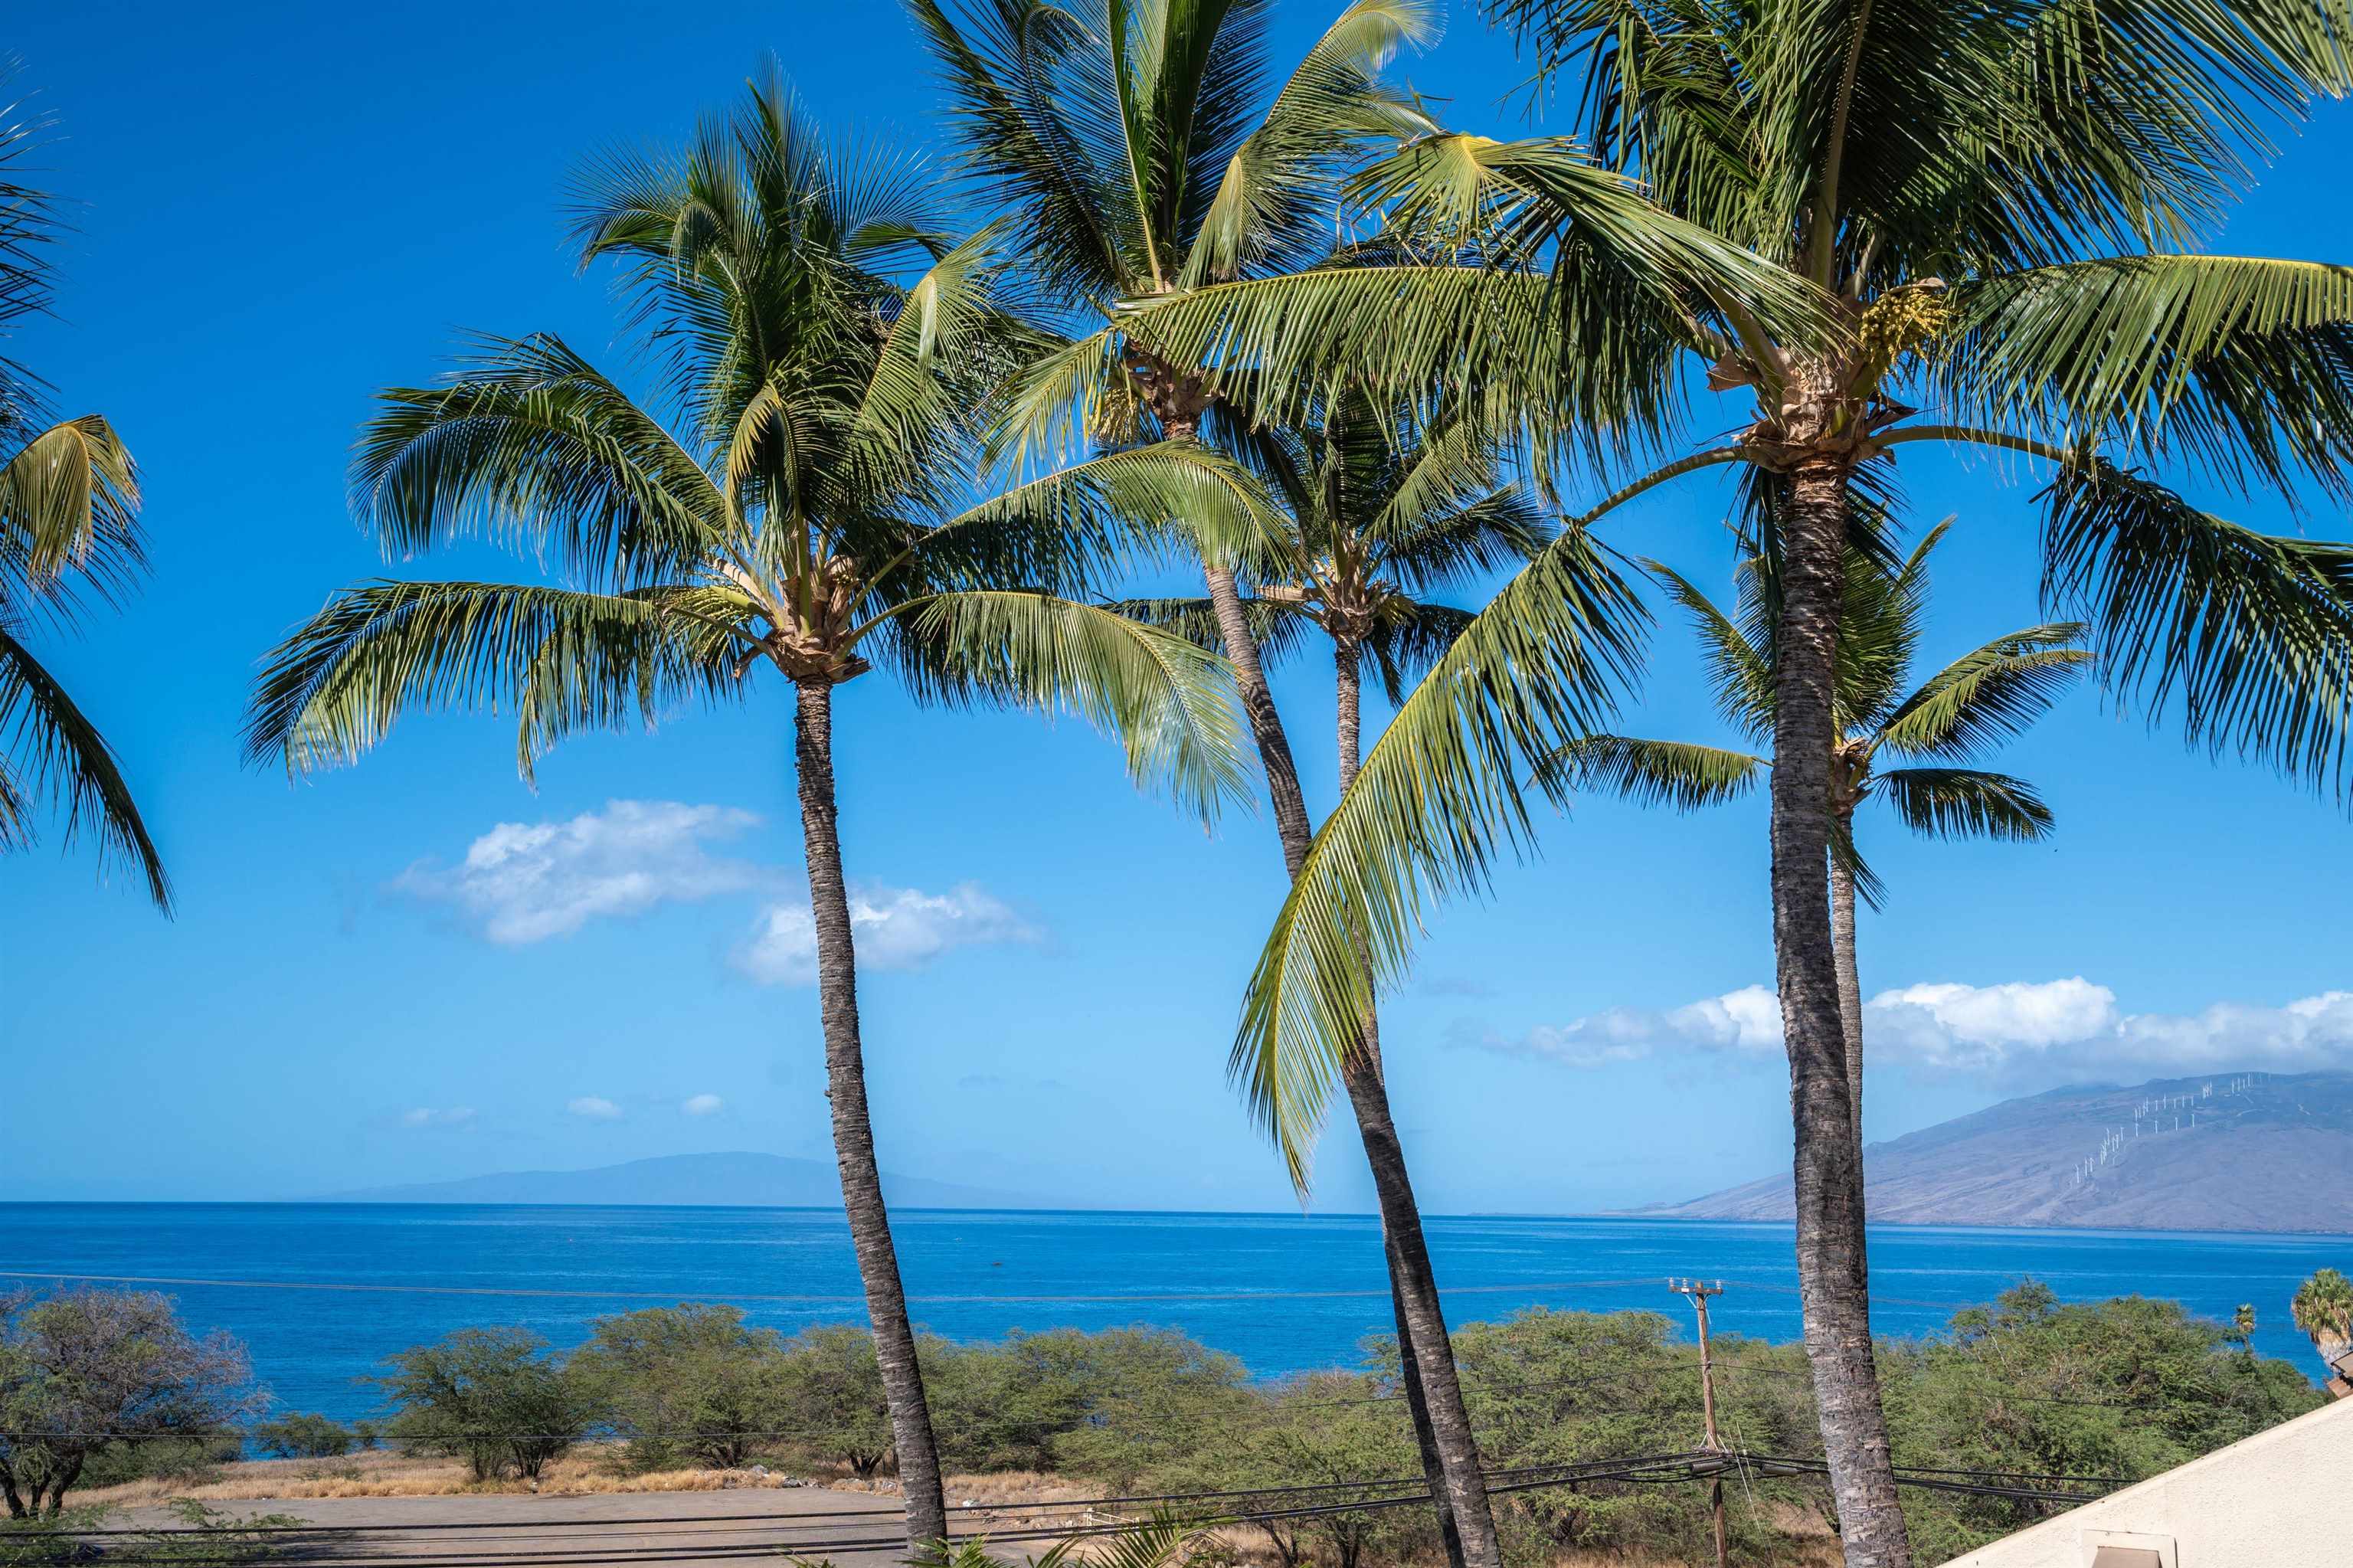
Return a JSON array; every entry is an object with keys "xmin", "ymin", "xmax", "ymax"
[
  {"xmin": 1874, "ymin": 765, "xmax": 2057, "ymax": 843},
  {"xmin": 1940, "ymin": 256, "xmax": 2353, "ymax": 499},
  {"xmin": 908, "ymin": 0, "xmax": 1141, "ymax": 302},
  {"xmin": 0, "ymin": 415, "xmax": 143, "ymax": 616},
  {"xmin": 2040, "ymin": 458, "xmax": 2353, "ymax": 797},
  {"xmin": 0, "ymin": 617, "xmax": 169, "ymax": 908},
  {"xmin": 884, "ymin": 590, "xmax": 1254, "ymax": 825},
  {"xmin": 353, "ymin": 336, "xmax": 726, "ymax": 588},
  {"xmin": 1543, "ymin": 733, "xmax": 1763, "ymax": 811},
  {"xmin": 1875, "ymin": 626, "xmax": 2091, "ymax": 760},
  {"xmin": 1109, "ymin": 593, "xmax": 1317, "ymax": 667},
  {"xmin": 1362, "ymin": 601, "xmax": 1476, "ymax": 702},
  {"xmin": 244, "ymin": 580, "xmax": 748, "ymax": 784},
  {"xmin": 931, "ymin": 439, "xmax": 1291, "ymax": 597},
  {"xmin": 1233, "ymin": 529, "xmax": 1648, "ymax": 1185},
  {"xmin": 1182, "ymin": 0, "xmax": 1440, "ymax": 286},
  {"xmin": 1114, "ymin": 132, "xmax": 1830, "ymax": 457},
  {"xmin": 1642, "ymin": 559, "xmax": 1775, "ymax": 741}
]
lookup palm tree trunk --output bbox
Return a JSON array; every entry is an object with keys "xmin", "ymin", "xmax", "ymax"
[
  {"xmin": 1203, "ymin": 562, "xmax": 1314, "ymax": 862},
  {"xmin": 792, "ymin": 675, "xmax": 949, "ymax": 1554},
  {"xmin": 1333, "ymin": 641, "xmax": 1462, "ymax": 1558},
  {"xmin": 1775, "ymin": 457, "xmax": 1910, "ymax": 1568},
  {"xmin": 1331, "ymin": 642, "xmax": 1500, "ymax": 1568},
  {"xmin": 1830, "ymin": 852, "xmax": 1866, "ymax": 1157}
]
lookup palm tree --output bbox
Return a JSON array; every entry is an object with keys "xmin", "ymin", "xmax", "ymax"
[
  {"xmin": 1108, "ymin": 5, "xmax": 2353, "ymax": 1560},
  {"xmin": 906, "ymin": 8, "xmax": 1589, "ymax": 1556},
  {"xmin": 0, "ymin": 72, "xmax": 168, "ymax": 910},
  {"xmin": 243, "ymin": 78, "xmax": 1253, "ymax": 1554},
  {"xmin": 2291, "ymin": 1268, "xmax": 2353, "ymax": 1395},
  {"xmin": 1121, "ymin": 389, "xmax": 1546, "ymax": 1565},
  {"xmin": 2232, "ymin": 1303, "xmax": 2259, "ymax": 1359},
  {"xmin": 1555, "ymin": 524, "xmax": 2089, "ymax": 1151}
]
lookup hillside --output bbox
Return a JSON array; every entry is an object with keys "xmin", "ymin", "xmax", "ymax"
[
  {"xmin": 1651, "ymin": 1072, "xmax": 2353, "ymax": 1232},
  {"xmin": 327, "ymin": 1151, "xmax": 1042, "ymax": 1210}
]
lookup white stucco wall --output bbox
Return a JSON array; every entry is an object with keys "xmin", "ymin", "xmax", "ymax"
[{"xmin": 1941, "ymin": 1394, "xmax": 2353, "ymax": 1568}]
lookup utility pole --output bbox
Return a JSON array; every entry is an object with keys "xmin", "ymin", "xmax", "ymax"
[{"xmin": 1670, "ymin": 1278, "xmax": 1729, "ymax": 1568}]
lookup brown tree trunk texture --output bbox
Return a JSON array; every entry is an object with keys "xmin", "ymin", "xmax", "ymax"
[
  {"xmin": 1774, "ymin": 455, "xmax": 1911, "ymax": 1568},
  {"xmin": 38, "ymin": 1455, "xmax": 80, "ymax": 1517},
  {"xmin": 1204, "ymin": 562, "xmax": 1316, "ymax": 864},
  {"xmin": 1830, "ymin": 850, "xmax": 1866, "ymax": 1157},
  {"xmin": 2, "ymin": 1470, "xmax": 25, "ymax": 1520},
  {"xmin": 1329, "ymin": 643, "xmax": 1498, "ymax": 1568},
  {"xmin": 1333, "ymin": 641, "xmax": 1468, "ymax": 1561},
  {"xmin": 793, "ymin": 676, "xmax": 949, "ymax": 1553}
]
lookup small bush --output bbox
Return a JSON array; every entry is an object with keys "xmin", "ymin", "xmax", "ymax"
[
  {"xmin": 253, "ymin": 1413, "xmax": 355, "ymax": 1459},
  {"xmin": 375, "ymin": 1327, "xmax": 601, "ymax": 1482},
  {"xmin": 568, "ymin": 1305, "xmax": 792, "ymax": 1471}
]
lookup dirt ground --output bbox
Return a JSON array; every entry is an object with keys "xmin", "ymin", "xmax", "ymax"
[
  {"xmin": 110, "ymin": 1483, "xmax": 919, "ymax": 1566},
  {"xmin": 82, "ymin": 1453, "xmax": 1144, "ymax": 1567}
]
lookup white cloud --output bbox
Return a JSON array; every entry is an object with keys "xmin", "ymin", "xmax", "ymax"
[
  {"xmin": 399, "ymin": 1106, "xmax": 476, "ymax": 1128},
  {"xmin": 1474, "ymin": 978, "xmax": 2353, "ymax": 1088},
  {"xmin": 394, "ymin": 800, "xmax": 768, "ymax": 944},
  {"xmin": 568, "ymin": 1096, "xmax": 623, "ymax": 1120},
  {"xmin": 735, "ymin": 883, "xmax": 1035, "ymax": 987},
  {"xmin": 682, "ymin": 1094, "xmax": 724, "ymax": 1117},
  {"xmin": 1473, "ymin": 984, "xmax": 1784, "ymax": 1069}
]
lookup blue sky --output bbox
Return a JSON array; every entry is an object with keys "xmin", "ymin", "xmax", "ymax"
[{"xmin": 5, "ymin": 0, "xmax": 2351, "ymax": 1213}]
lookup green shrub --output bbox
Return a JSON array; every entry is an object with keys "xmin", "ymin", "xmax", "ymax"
[
  {"xmin": 252, "ymin": 1413, "xmax": 355, "ymax": 1459},
  {"xmin": 772, "ymin": 1326, "xmax": 897, "ymax": 1477},
  {"xmin": 1883, "ymin": 1283, "xmax": 2327, "ymax": 1561},
  {"xmin": 935, "ymin": 1326, "xmax": 1253, "ymax": 1476},
  {"xmin": 375, "ymin": 1327, "xmax": 601, "ymax": 1481},
  {"xmin": 568, "ymin": 1304, "xmax": 793, "ymax": 1471}
]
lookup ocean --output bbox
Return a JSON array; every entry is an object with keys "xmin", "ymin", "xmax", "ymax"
[{"xmin": 3, "ymin": 1203, "xmax": 2346, "ymax": 1421}]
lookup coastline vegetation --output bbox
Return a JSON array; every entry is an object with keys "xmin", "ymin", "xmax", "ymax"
[{"xmin": 15, "ymin": 1285, "xmax": 2328, "ymax": 1567}]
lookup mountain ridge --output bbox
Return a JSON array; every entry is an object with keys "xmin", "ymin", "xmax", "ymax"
[
  {"xmin": 1648, "ymin": 1071, "xmax": 2353, "ymax": 1232},
  {"xmin": 324, "ymin": 1151, "xmax": 1044, "ymax": 1210}
]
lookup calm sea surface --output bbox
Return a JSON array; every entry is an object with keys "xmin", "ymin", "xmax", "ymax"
[{"xmin": 3, "ymin": 1204, "xmax": 2345, "ymax": 1419}]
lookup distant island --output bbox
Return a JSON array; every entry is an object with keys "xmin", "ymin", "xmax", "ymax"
[
  {"xmin": 326, "ymin": 1151, "xmax": 1044, "ymax": 1210},
  {"xmin": 1651, "ymin": 1071, "xmax": 2353, "ymax": 1232}
]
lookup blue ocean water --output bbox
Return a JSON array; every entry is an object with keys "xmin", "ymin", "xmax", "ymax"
[{"xmin": 2, "ymin": 1203, "xmax": 2345, "ymax": 1421}]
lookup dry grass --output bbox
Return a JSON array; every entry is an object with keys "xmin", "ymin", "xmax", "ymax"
[{"xmin": 71, "ymin": 1442, "xmax": 828, "ymax": 1507}]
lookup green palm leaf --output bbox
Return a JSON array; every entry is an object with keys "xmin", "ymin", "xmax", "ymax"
[
  {"xmin": 1940, "ymin": 256, "xmax": 2353, "ymax": 496},
  {"xmin": 1544, "ymin": 734, "xmax": 1764, "ymax": 810},
  {"xmin": 884, "ymin": 589, "xmax": 1252, "ymax": 824},
  {"xmin": 1873, "ymin": 766, "xmax": 2057, "ymax": 842},
  {"xmin": 243, "ymin": 580, "xmax": 748, "ymax": 784},
  {"xmin": 1875, "ymin": 627, "xmax": 2091, "ymax": 761},
  {"xmin": 1232, "ymin": 529, "xmax": 1647, "ymax": 1183},
  {"xmin": 354, "ymin": 336, "xmax": 727, "ymax": 587},
  {"xmin": 1642, "ymin": 559, "xmax": 1775, "ymax": 741},
  {"xmin": 0, "ymin": 617, "xmax": 170, "ymax": 909},
  {"xmin": 2040, "ymin": 458, "xmax": 2353, "ymax": 794},
  {"xmin": 1182, "ymin": 0, "xmax": 1441, "ymax": 286},
  {"xmin": 920, "ymin": 440, "xmax": 1288, "ymax": 598}
]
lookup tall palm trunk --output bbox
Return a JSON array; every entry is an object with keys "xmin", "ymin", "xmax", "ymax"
[
  {"xmin": 1774, "ymin": 457, "xmax": 1910, "ymax": 1568},
  {"xmin": 1204, "ymin": 561, "xmax": 1314, "ymax": 859},
  {"xmin": 1180, "ymin": 399, "xmax": 1496, "ymax": 1563},
  {"xmin": 1830, "ymin": 853, "xmax": 1865, "ymax": 1154},
  {"xmin": 792, "ymin": 676, "xmax": 949, "ymax": 1553},
  {"xmin": 1336, "ymin": 641, "xmax": 1474, "ymax": 1568},
  {"xmin": 1326, "ymin": 639, "xmax": 1500, "ymax": 1568}
]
